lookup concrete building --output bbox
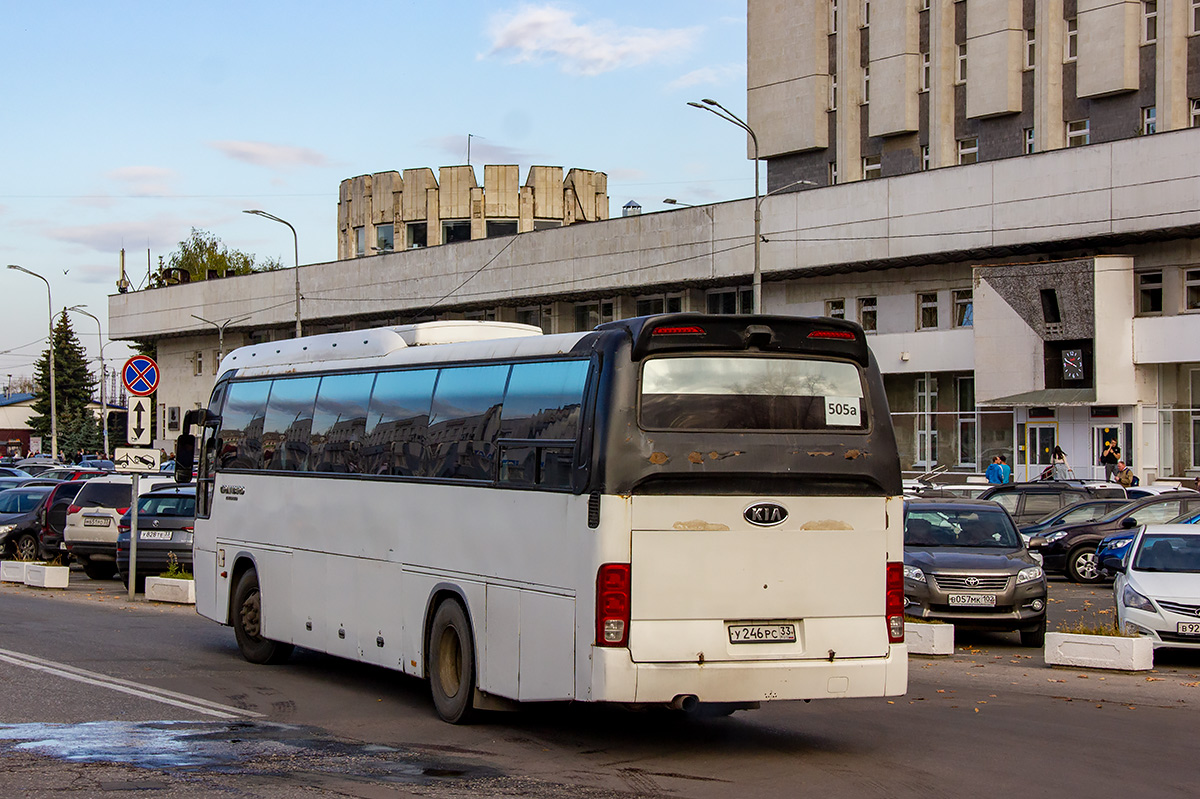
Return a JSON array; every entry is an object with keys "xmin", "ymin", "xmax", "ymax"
[
  {"xmin": 337, "ymin": 166, "xmax": 608, "ymax": 259},
  {"xmin": 108, "ymin": 2, "xmax": 1200, "ymax": 485}
]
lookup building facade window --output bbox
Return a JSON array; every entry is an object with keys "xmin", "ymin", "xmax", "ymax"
[
  {"xmin": 921, "ymin": 145, "xmax": 930, "ymax": 171},
  {"xmin": 463, "ymin": 308, "xmax": 498, "ymax": 322},
  {"xmin": 1142, "ymin": 106, "xmax": 1157, "ymax": 135},
  {"xmin": 830, "ymin": 0, "xmax": 838, "ymax": 34},
  {"xmin": 918, "ymin": 292, "xmax": 939, "ymax": 329},
  {"xmin": 1144, "ymin": 1, "xmax": 1158, "ymax": 44},
  {"xmin": 1192, "ymin": 99, "xmax": 1200, "ymax": 128},
  {"xmin": 1186, "ymin": 269, "xmax": 1200, "ymax": 311},
  {"xmin": 957, "ymin": 137, "xmax": 978, "ymax": 165},
  {"xmin": 1192, "ymin": 0, "xmax": 1200, "ymax": 34},
  {"xmin": 863, "ymin": 154, "xmax": 881, "ymax": 179},
  {"xmin": 830, "ymin": 72, "xmax": 838, "ymax": 111},
  {"xmin": 915, "ymin": 375, "xmax": 939, "ymax": 467},
  {"xmin": 953, "ymin": 289, "xmax": 974, "ymax": 327},
  {"xmin": 636, "ymin": 294, "xmax": 682, "ymax": 316},
  {"xmin": 825, "ymin": 298, "xmax": 846, "ymax": 319},
  {"xmin": 1192, "ymin": 369, "xmax": 1200, "ymax": 469},
  {"xmin": 1024, "ymin": 127, "xmax": 1035, "ymax": 154},
  {"xmin": 1066, "ymin": 18, "xmax": 1078, "ymax": 61},
  {"xmin": 1138, "ymin": 270, "xmax": 1164, "ymax": 314},
  {"xmin": 829, "ymin": 161, "xmax": 839, "ymax": 185},
  {"xmin": 862, "ymin": 65, "xmax": 870, "ymax": 104},
  {"xmin": 407, "ymin": 222, "xmax": 427, "ymax": 248},
  {"xmin": 375, "ymin": 223, "xmax": 394, "ymax": 252},
  {"xmin": 921, "ymin": 51, "xmax": 930, "ymax": 91},
  {"xmin": 1067, "ymin": 119, "xmax": 1090, "ymax": 147},
  {"xmin": 957, "ymin": 44, "xmax": 967, "ymax": 84},
  {"xmin": 574, "ymin": 300, "xmax": 614, "ymax": 330},
  {"xmin": 861, "ymin": 0, "xmax": 869, "ymax": 27},
  {"xmin": 354, "ymin": 226, "xmax": 365, "ymax": 257},
  {"xmin": 958, "ymin": 376, "xmax": 977, "ymax": 468},
  {"xmin": 858, "ymin": 296, "xmax": 877, "ymax": 331},
  {"xmin": 193, "ymin": 351, "xmax": 204, "ymax": 377},
  {"xmin": 516, "ymin": 306, "xmax": 549, "ymax": 330},
  {"xmin": 1025, "ymin": 28, "xmax": 1036, "ymax": 69},
  {"xmin": 707, "ymin": 287, "xmax": 752, "ymax": 315}
]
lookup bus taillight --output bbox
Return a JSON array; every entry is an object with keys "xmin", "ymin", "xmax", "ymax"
[
  {"xmin": 807, "ymin": 329, "xmax": 857, "ymax": 340},
  {"xmin": 886, "ymin": 562, "xmax": 905, "ymax": 643},
  {"xmin": 596, "ymin": 563, "xmax": 631, "ymax": 647}
]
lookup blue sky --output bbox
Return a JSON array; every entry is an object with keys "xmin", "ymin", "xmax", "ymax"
[{"xmin": 0, "ymin": 1, "xmax": 751, "ymax": 382}]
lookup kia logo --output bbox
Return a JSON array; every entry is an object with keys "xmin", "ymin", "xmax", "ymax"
[{"xmin": 744, "ymin": 502, "xmax": 788, "ymax": 527}]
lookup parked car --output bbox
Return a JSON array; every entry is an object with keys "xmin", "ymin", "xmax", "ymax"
[
  {"xmin": 0, "ymin": 476, "xmax": 33, "ymax": 493},
  {"xmin": 1018, "ymin": 498, "xmax": 1132, "ymax": 540},
  {"xmin": 903, "ymin": 498, "xmax": 1048, "ymax": 647},
  {"xmin": 1031, "ymin": 491, "xmax": 1200, "ymax": 583},
  {"xmin": 910, "ymin": 482, "xmax": 994, "ymax": 500},
  {"xmin": 1125, "ymin": 485, "xmax": 1199, "ymax": 499},
  {"xmin": 35, "ymin": 479, "xmax": 88, "ymax": 561},
  {"xmin": 0, "ymin": 467, "xmax": 32, "ymax": 479},
  {"xmin": 977, "ymin": 481, "xmax": 1126, "ymax": 527},
  {"xmin": 78, "ymin": 459, "xmax": 116, "ymax": 471},
  {"xmin": 62, "ymin": 475, "xmax": 174, "ymax": 580},
  {"xmin": 1095, "ymin": 508, "xmax": 1200, "ymax": 575},
  {"xmin": 15, "ymin": 457, "xmax": 61, "ymax": 476},
  {"xmin": 1107, "ymin": 525, "xmax": 1200, "ymax": 650},
  {"xmin": 35, "ymin": 467, "xmax": 109, "ymax": 482},
  {"xmin": 0, "ymin": 485, "xmax": 56, "ymax": 560},
  {"xmin": 116, "ymin": 485, "xmax": 196, "ymax": 592}
]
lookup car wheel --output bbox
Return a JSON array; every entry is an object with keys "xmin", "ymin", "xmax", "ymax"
[
  {"xmin": 427, "ymin": 599, "xmax": 477, "ymax": 724},
  {"xmin": 1020, "ymin": 619, "xmax": 1047, "ymax": 648},
  {"xmin": 12, "ymin": 533, "xmax": 38, "ymax": 561},
  {"xmin": 231, "ymin": 569, "xmax": 294, "ymax": 665},
  {"xmin": 81, "ymin": 559, "xmax": 117, "ymax": 581},
  {"xmin": 1066, "ymin": 545, "xmax": 1104, "ymax": 583}
]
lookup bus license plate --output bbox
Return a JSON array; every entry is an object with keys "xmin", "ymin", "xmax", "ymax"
[
  {"xmin": 948, "ymin": 594, "xmax": 996, "ymax": 606},
  {"xmin": 1177, "ymin": 622, "xmax": 1200, "ymax": 636},
  {"xmin": 83, "ymin": 517, "xmax": 110, "ymax": 527},
  {"xmin": 140, "ymin": 530, "xmax": 173, "ymax": 541},
  {"xmin": 728, "ymin": 623, "xmax": 796, "ymax": 644}
]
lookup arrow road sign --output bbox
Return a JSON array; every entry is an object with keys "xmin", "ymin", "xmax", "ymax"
[
  {"xmin": 127, "ymin": 396, "xmax": 151, "ymax": 446},
  {"xmin": 122, "ymin": 355, "xmax": 160, "ymax": 397}
]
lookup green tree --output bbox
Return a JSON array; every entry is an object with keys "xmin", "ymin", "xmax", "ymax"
[
  {"xmin": 29, "ymin": 312, "xmax": 100, "ymax": 454},
  {"xmin": 156, "ymin": 228, "xmax": 283, "ymax": 285}
]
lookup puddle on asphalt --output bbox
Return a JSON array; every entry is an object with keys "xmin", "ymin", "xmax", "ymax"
[{"xmin": 0, "ymin": 720, "xmax": 495, "ymax": 784}]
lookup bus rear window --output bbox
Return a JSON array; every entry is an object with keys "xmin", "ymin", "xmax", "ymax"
[{"xmin": 640, "ymin": 356, "xmax": 866, "ymax": 431}]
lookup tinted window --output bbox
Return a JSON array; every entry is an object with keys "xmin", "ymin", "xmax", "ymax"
[
  {"xmin": 1133, "ymin": 534, "xmax": 1200, "ymax": 572},
  {"xmin": 1132, "ymin": 499, "xmax": 1184, "ymax": 525},
  {"xmin": 905, "ymin": 507, "xmax": 1023, "ymax": 548},
  {"xmin": 428, "ymin": 365, "xmax": 510, "ymax": 480},
  {"xmin": 640, "ymin": 356, "xmax": 865, "ymax": 431},
  {"xmin": 217, "ymin": 380, "xmax": 271, "ymax": 469},
  {"xmin": 310, "ymin": 372, "xmax": 375, "ymax": 473},
  {"xmin": 1022, "ymin": 493, "xmax": 1062, "ymax": 520},
  {"xmin": 0, "ymin": 488, "xmax": 50, "ymax": 513},
  {"xmin": 989, "ymin": 492, "xmax": 1019, "ymax": 513},
  {"xmin": 500, "ymin": 360, "xmax": 588, "ymax": 441},
  {"xmin": 76, "ymin": 482, "xmax": 132, "ymax": 509},
  {"xmin": 138, "ymin": 494, "xmax": 196, "ymax": 516},
  {"xmin": 262, "ymin": 376, "xmax": 319, "ymax": 471},
  {"xmin": 364, "ymin": 369, "xmax": 437, "ymax": 476}
]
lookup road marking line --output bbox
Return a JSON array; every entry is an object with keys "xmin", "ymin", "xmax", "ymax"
[{"xmin": 0, "ymin": 647, "xmax": 263, "ymax": 720}]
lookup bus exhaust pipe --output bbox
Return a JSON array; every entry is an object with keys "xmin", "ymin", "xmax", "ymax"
[{"xmin": 670, "ymin": 694, "xmax": 699, "ymax": 712}]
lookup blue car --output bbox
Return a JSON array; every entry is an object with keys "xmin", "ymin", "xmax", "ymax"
[{"xmin": 1097, "ymin": 509, "xmax": 1200, "ymax": 573}]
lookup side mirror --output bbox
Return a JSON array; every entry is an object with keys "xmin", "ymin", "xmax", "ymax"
[
  {"xmin": 1121, "ymin": 516, "xmax": 1138, "ymax": 529},
  {"xmin": 174, "ymin": 434, "xmax": 195, "ymax": 484},
  {"xmin": 1028, "ymin": 536, "xmax": 1047, "ymax": 549},
  {"xmin": 1101, "ymin": 555, "xmax": 1126, "ymax": 574}
]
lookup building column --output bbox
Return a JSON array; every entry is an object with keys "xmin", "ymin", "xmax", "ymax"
[
  {"xmin": 1156, "ymin": 0, "xmax": 1190, "ymax": 131},
  {"xmin": 1034, "ymin": 0, "xmax": 1065, "ymax": 152},
  {"xmin": 835, "ymin": 0, "xmax": 864, "ymax": 181},
  {"xmin": 927, "ymin": 0, "xmax": 957, "ymax": 169}
]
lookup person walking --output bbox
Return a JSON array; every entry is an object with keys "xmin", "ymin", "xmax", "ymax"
[
  {"xmin": 1100, "ymin": 440, "xmax": 1121, "ymax": 482},
  {"xmin": 985, "ymin": 456, "xmax": 1004, "ymax": 484},
  {"xmin": 1115, "ymin": 459, "xmax": 1135, "ymax": 488},
  {"xmin": 999, "ymin": 454, "xmax": 1012, "ymax": 484},
  {"xmin": 1051, "ymin": 446, "xmax": 1071, "ymax": 480}
]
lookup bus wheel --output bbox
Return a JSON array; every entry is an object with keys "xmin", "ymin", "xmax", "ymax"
[
  {"xmin": 428, "ymin": 599, "xmax": 476, "ymax": 724},
  {"xmin": 232, "ymin": 569, "xmax": 294, "ymax": 665}
]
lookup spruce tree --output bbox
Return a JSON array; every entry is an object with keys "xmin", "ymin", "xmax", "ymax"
[{"xmin": 29, "ymin": 312, "xmax": 100, "ymax": 454}]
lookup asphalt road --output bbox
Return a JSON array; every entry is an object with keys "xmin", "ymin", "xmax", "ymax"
[{"xmin": 1, "ymin": 574, "xmax": 1197, "ymax": 798}]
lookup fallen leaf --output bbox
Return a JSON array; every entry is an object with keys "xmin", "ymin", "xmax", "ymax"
[{"xmin": 973, "ymin": 707, "xmax": 979, "ymax": 713}]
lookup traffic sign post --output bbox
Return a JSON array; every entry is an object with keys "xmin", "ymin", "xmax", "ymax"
[
  {"xmin": 113, "ymin": 447, "xmax": 160, "ymax": 472},
  {"xmin": 122, "ymin": 355, "xmax": 158, "ymax": 449},
  {"xmin": 127, "ymin": 397, "xmax": 152, "ymax": 446}
]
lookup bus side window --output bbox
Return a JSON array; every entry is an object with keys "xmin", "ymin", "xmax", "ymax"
[
  {"xmin": 310, "ymin": 372, "xmax": 375, "ymax": 473},
  {"xmin": 364, "ymin": 369, "xmax": 437, "ymax": 477},
  {"xmin": 261, "ymin": 376, "xmax": 319, "ymax": 472},
  {"xmin": 428, "ymin": 365, "xmax": 510, "ymax": 481},
  {"xmin": 217, "ymin": 380, "xmax": 272, "ymax": 470},
  {"xmin": 498, "ymin": 360, "xmax": 588, "ymax": 489}
]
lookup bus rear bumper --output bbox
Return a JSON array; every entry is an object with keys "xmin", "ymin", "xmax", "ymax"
[{"xmin": 589, "ymin": 644, "xmax": 908, "ymax": 704}]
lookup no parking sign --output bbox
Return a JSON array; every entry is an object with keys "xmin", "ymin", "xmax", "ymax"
[{"xmin": 122, "ymin": 355, "xmax": 160, "ymax": 396}]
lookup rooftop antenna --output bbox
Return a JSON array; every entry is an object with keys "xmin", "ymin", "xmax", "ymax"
[{"xmin": 466, "ymin": 133, "xmax": 474, "ymax": 167}]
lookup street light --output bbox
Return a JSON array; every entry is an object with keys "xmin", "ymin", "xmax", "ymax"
[
  {"xmin": 688, "ymin": 98, "xmax": 763, "ymax": 313},
  {"xmin": 67, "ymin": 305, "xmax": 109, "ymax": 457},
  {"xmin": 243, "ymin": 209, "xmax": 301, "ymax": 338},
  {"xmin": 662, "ymin": 198, "xmax": 695, "ymax": 207},
  {"xmin": 191, "ymin": 313, "xmax": 252, "ymax": 367},
  {"xmin": 7, "ymin": 265, "xmax": 57, "ymax": 459}
]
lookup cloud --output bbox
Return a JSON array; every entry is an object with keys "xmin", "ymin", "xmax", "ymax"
[
  {"xmin": 427, "ymin": 135, "xmax": 535, "ymax": 166},
  {"xmin": 485, "ymin": 5, "xmax": 699, "ymax": 76},
  {"xmin": 606, "ymin": 168, "xmax": 647, "ymax": 182},
  {"xmin": 105, "ymin": 166, "xmax": 178, "ymax": 196},
  {"xmin": 43, "ymin": 215, "xmax": 184, "ymax": 259},
  {"xmin": 209, "ymin": 140, "xmax": 329, "ymax": 169},
  {"xmin": 666, "ymin": 64, "xmax": 744, "ymax": 91}
]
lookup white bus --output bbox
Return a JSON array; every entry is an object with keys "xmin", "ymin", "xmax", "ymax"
[{"xmin": 176, "ymin": 314, "xmax": 907, "ymax": 722}]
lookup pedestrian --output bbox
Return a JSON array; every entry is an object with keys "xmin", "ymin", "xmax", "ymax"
[
  {"xmin": 999, "ymin": 454, "xmax": 1012, "ymax": 484},
  {"xmin": 1100, "ymin": 439, "xmax": 1121, "ymax": 482},
  {"xmin": 1051, "ymin": 446, "xmax": 1071, "ymax": 480},
  {"xmin": 985, "ymin": 455, "xmax": 1004, "ymax": 484},
  {"xmin": 1115, "ymin": 459, "xmax": 1135, "ymax": 488}
]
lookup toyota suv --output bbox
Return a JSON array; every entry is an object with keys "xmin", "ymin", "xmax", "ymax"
[{"xmin": 62, "ymin": 475, "xmax": 173, "ymax": 580}]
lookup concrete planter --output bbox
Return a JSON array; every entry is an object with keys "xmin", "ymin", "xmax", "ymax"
[
  {"xmin": 1, "ymin": 560, "xmax": 31, "ymax": 583},
  {"xmin": 145, "ymin": 576, "xmax": 195, "ymax": 604},
  {"xmin": 1044, "ymin": 631, "xmax": 1153, "ymax": 671},
  {"xmin": 24, "ymin": 564, "xmax": 69, "ymax": 589},
  {"xmin": 904, "ymin": 622, "xmax": 955, "ymax": 655}
]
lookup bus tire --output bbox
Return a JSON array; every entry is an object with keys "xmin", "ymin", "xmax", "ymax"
[
  {"xmin": 428, "ymin": 599, "xmax": 477, "ymax": 724},
  {"xmin": 232, "ymin": 568, "xmax": 294, "ymax": 665}
]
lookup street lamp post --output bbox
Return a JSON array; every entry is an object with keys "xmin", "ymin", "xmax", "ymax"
[
  {"xmin": 191, "ymin": 313, "xmax": 252, "ymax": 367},
  {"xmin": 688, "ymin": 98, "xmax": 763, "ymax": 313},
  {"xmin": 662, "ymin": 198, "xmax": 695, "ymax": 208},
  {"xmin": 8, "ymin": 265, "xmax": 57, "ymax": 459},
  {"xmin": 243, "ymin": 209, "xmax": 301, "ymax": 338},
  {"xmin": 67, "ymin": 305, "xmax": 109, "ymax": 457}
]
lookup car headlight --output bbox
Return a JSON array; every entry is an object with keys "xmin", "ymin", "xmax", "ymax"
[
  {"xmin": 1121, "ymin": 584, "xmax": 1155, "ymax": 613},
  {"xmin": 0, "ymin": 523, "xmax": 15, "ymax": 535},
  {"xmin": 903, "ymin": 565, "xmax": 926, "ymax": 583},
  {"xmin": 1017, "ymin": 566, "xmax": 1044, "ymax": 584},
  {"xmin": 1043, "ymin": 530, "xmax": 1069, "ymax": 543}
]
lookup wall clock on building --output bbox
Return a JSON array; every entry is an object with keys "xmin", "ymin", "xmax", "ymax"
[{"xmin": 1062, "ymin": 349, "xmax": 1084, "ymax": 381}]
